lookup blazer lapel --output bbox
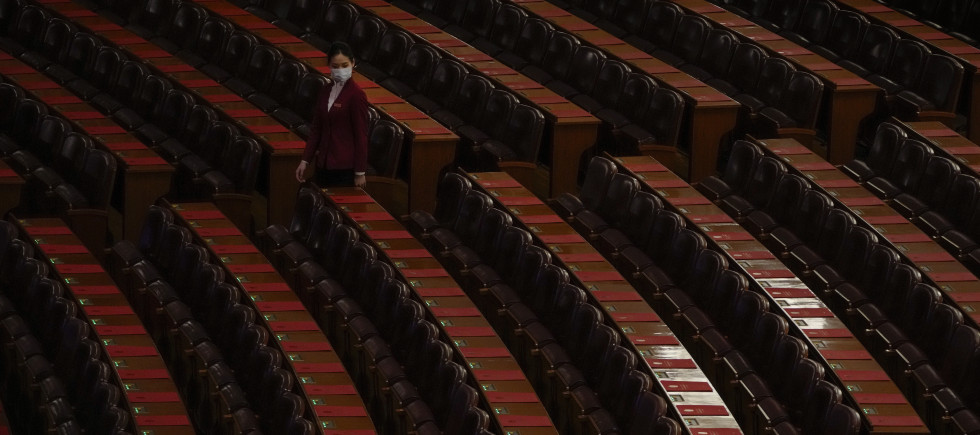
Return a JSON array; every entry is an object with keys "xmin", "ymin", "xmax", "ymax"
[{"xmin": 330, "ymin": 81, "xmax": 356, "ymax": 112}]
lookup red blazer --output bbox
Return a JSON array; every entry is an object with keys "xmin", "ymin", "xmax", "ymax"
[{"xmin": 302, "ymin": 79, "xmax": 369, "ymax": 172}]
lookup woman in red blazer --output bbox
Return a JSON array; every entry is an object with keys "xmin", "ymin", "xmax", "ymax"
[{"xmin": 295, "ymin": 42, "xmax": 369, "ymax": 187}]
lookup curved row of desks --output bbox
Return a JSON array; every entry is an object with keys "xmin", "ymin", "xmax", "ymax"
[
  {"xmin": 752, "ymin": 138, "xmax": 980, "ymax": 330},
  {"xmin": 319, "ymin": 187, "xmax": 559, "ymax": 434},
  {"xmin": 460, "ymin": 171, "xmax": 743, "ymax": 432},
  {"xmin": 1, "ymin": 50, "xmax": 173, "ymax": 249},
  {"xmin": 479, "ymin": 0, "xmax": 742, "ymax": 181},
  {"xmin": 11, "ymin": 216, "xmax": 195, "ymax": 435},
  {"xmin": 610, "ymin": 155, "xmax": 929, "ymax": 434},
  {"xmin": 666, "ymin": 0, "xmax": 880, "ymax": 165},
  {"xmin": 834, "ymin": 0, "xmax": 980, "ymax": 144},
  {"xmin": 164, "ymin": 201, "xmax": 377, "ymax": 434}
]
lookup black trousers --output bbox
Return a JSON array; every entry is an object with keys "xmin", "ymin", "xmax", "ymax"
[{"xmin": 314, "ymin": 168, "xmax": 355, "ymax": 187}]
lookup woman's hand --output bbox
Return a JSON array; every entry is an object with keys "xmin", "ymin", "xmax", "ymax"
[
  {"xmin": 354, "ymin": 174, "xmax": 366, "ymax": 188},
  {"xmin": 295, "ymin": 161, "xmax": 308, "ymax": 183}
]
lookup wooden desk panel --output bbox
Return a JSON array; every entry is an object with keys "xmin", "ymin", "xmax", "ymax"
[{"xmin": 0, "ymin": 160, "xmax": 24, "ymax": 216}]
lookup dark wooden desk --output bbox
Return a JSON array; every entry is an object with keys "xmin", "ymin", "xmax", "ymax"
[
  {"xmin": 668, "ymin": 0, "xmax": 880, "ymax": 165},
  {"xmin": 13, "ymin": 217, "xmax": 194, "ymax": 435},
  {"xmin": 506, "ymin": 0, "xmax": 741, "ymax": 182},
  {"xmin": 834, "ymin": 0, "xmax": 980, "ymax": 144},
  {"xmin": 462, "ymin": 172, "xmax": 743, "ymax": 433},
  {"xmin": 320, "ymin": 187, "xmax": 559, "ymax": 435},
  {"xmin": 0, "ymin": 160, "xmax": 24, "ymax": 216},
  {"xmin": 0, "ymin": 57, "xmax": 173, "ymax": 247},
  {"xmin": 47, "ymin": 2, "xmax": 301, "ymax": 231},
  {"xmin": 346, "ymin": 0, "xmax": 602, "ymax": 199},
  {"xmin": 613, "ymin": 156, "xmax": 929, "ymax": 434}
]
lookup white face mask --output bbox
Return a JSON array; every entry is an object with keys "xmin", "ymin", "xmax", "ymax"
[{"xmin": 331, "ymin": 66, "xmax": 352, "ymax": 83}]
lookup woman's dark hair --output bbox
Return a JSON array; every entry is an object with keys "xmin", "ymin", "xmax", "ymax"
[{"xmin": 327, "ymin": 41, "xmax": 355, "ymax": 63}]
